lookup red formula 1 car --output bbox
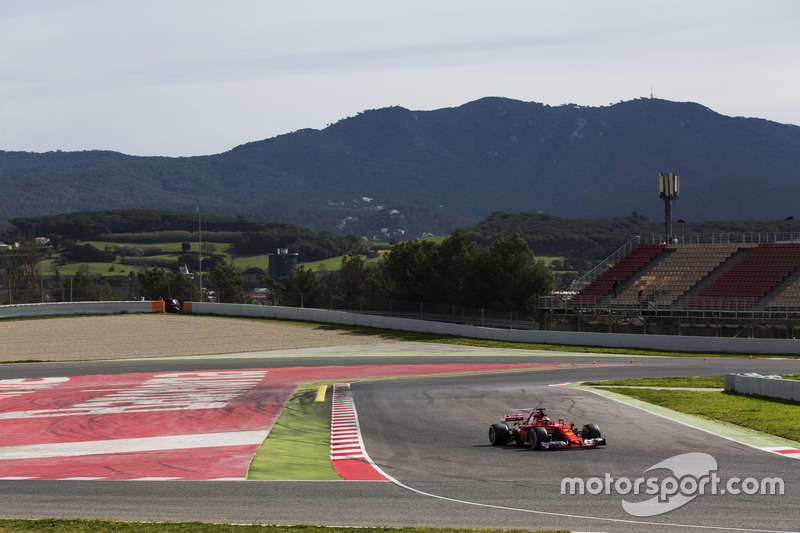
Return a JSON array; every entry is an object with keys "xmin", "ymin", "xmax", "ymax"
[{"xmin": 488, "ymin": 407, "xmax": 606, "ymax": 450}]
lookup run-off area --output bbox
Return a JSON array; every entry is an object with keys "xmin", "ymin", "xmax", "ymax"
[{"xmin": 0, "ymin": 362, "xmax": 569, "ymax": 480}]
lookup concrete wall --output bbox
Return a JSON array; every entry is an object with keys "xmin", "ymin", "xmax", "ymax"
[
  {"xmin": 724, "ymin": 373, "xmax": 800, "ymax": 401},
  {"xmin": 3, "ymin": 300, "xmax": 800, "ymax": 355}
]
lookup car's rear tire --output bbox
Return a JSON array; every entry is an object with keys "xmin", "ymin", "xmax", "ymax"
[
  {"xmin": 582, "ymin": 423, "xmax": 601, "ymax": 440},
  {"xmin": 489, "ymin": 423, "xmax": 509, "ymax": 445},
  {"xmin": 529, "ymin": 426, "xmax": 548, "ymax": 449}
]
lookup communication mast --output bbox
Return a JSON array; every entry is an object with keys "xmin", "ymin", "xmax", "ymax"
[{"xmin": 659, "ymin": 172, "xmax": 680, "ymax": 243}]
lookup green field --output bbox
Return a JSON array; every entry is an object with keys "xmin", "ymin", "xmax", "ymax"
[
  {"xmin": 83, "ymin": 241, "xmax": 194, "ymax": 253},
  {"xmin": 40, "ymin": 240, "xmax": 340, "ymax": 276},
  {"xmin": 43, "ymin": 241, "xmax": 239, "ymax": 276},
  {"xmin": 584, "ymin": 375, "xmax": 800, "ymax": 442},
  {"xmin": 302, "ymin": 250, "xmax": 388, "ymax": 273}
]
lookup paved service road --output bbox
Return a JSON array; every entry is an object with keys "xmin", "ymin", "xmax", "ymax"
[{"xmin": 0, "ymin": 332, "xmax": 798, "ymax": 532}]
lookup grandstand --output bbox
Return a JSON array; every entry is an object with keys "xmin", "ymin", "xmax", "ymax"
[{"xmin": 542, "ymin": 239, "xmax": 800, "ymax": 338}]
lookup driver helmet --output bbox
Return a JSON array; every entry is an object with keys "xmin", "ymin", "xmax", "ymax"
[{"xmin": 542, "ymin": 417, "xmax": 551, "ymax": 425}]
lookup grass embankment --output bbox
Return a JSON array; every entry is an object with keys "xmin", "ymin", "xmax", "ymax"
[
  {"xmin": 0, "ymin": 523, "xmax": 565, "ymax": 533},
  {"xmin": 583, "ymin": 376, "xmax": 800, "ymax": 443}
]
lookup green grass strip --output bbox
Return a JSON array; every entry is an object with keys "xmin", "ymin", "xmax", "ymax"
[
  {"xmin": 0, "ymin": 521, "xmax": 564, "ymax": 533},
  {"xmin": 584, "ymin": 375, "xmax": 800, "ymax": 388},
  {"xmin": 584, "ymin": 376, "xmax": 725, "ymax": 388},
  {"xmin": 247, "ymin": 381, "xmax": 341, "ymax": 480},
  {"xmin": 596, "ymin": 386, "xmax": 800, "ymax": 443}
]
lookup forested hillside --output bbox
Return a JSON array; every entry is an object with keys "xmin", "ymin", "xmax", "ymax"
[
  {"xmin": 7, "ymin": 208, "xmax": 796, "ymax": 265},
  {"xmin": 2, "ymin": 97, "xmax": 799, "ymax": 236}
]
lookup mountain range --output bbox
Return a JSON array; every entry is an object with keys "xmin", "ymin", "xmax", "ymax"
[{"xmin": 2, "ymin": 97, "xmax": 799, "ymax": 236}]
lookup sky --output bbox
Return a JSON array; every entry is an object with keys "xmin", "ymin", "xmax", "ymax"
[{"xmin": 2, "ymin": 0, "xmax": 799, "ymax": 157}]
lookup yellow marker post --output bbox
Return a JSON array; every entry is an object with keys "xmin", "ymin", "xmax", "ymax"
[{"xmin": 315, "ymin": 385, "xmax": 327, "ymax": 402}]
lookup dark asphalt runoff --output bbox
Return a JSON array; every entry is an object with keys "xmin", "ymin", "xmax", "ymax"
[{"xmin": 0, "ymin": 347, "xmax": 798, "ymax": 533}]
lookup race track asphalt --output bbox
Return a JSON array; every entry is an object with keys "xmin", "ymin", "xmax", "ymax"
[{"xmin": 0, "ymin": 342, "xmax": 799, "ymax": 532}]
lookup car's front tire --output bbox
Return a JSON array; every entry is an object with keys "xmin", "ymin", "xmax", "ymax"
[
  {"xmin": 529, "ymin": 426, "xmax": 548, "ymax": 449},
  {"xmin": 489, "ymin": 423, "xmax": 509, "ymax": 445},
  {"xmin": 582, "ymin": 423, "xmax": 602, "ymax": 440}
]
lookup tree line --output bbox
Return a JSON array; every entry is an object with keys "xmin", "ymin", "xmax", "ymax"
[
  {"xmin": 466, "ymin": 211, "xmax": 800, "ymax": 260},
  {"xmin": 268, "ymin": 230, "xmax": 552, "ymax": 319},
  {"xmin": 6, "ymin": 210, "xmax": 362, "ymax": 261},
  {"xmin": 1, "ymin": 230, "xmax": 552, "ymax": 321}
]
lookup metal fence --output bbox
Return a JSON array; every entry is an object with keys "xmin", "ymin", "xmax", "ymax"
[{"xmin": 633, "ymin": 231, "xmax": 800, "ymax": 245}]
